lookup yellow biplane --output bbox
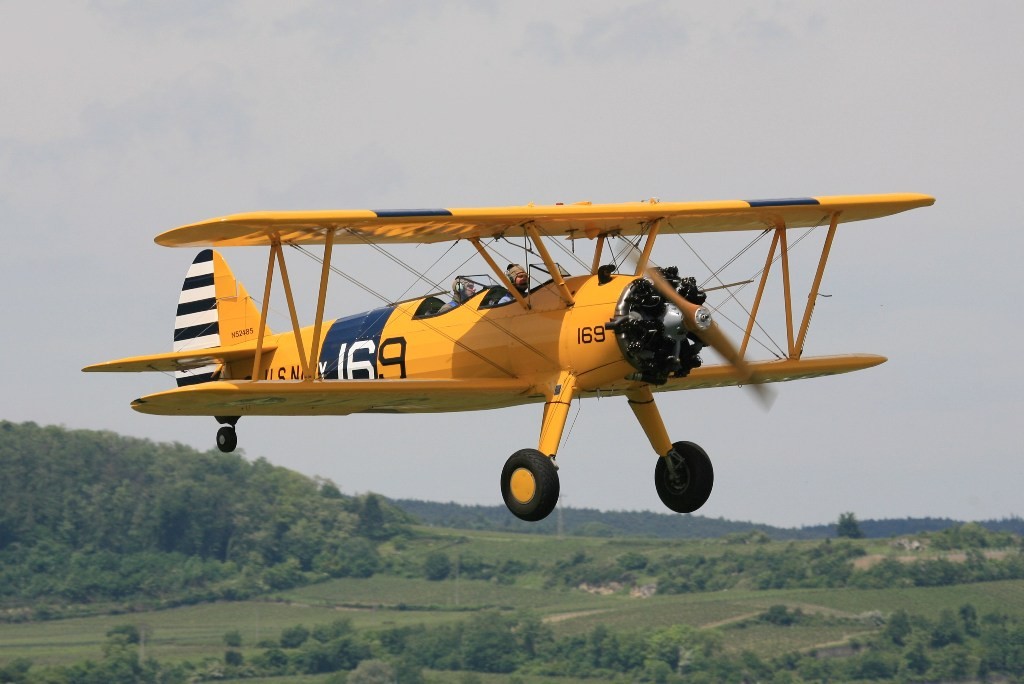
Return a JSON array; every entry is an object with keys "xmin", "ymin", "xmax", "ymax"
[{"xmin": 85, "ymin": 193, "xmax": 933, "ymax": 521}]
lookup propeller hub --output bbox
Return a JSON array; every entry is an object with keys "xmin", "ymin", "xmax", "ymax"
[{"xmin": 693, "ymin": 307, "xmax": 712, "ymax": 331}]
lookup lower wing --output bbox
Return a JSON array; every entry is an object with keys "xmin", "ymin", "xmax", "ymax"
[
  {"xmin": 656, "ymin": 354, "xmax": 886, "ymax": 392},
  {"xmin": 129, "ymin": 355, "xmax": 881, "ymax": 417},
  {"xmin": 131, "ymin": 377, "xmax": 540, "ymax": 416}
]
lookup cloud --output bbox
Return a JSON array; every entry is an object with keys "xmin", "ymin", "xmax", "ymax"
[{"xmin": 3, "ymin": 1, "xmax": 1023, "ymax": 526}]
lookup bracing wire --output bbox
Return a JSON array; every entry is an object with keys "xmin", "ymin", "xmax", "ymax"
[
  {"xmin": 289, "ymin": 244, "xmax": 390, "ymax": 303},
  {"xmin": 290, "ymin": 235, "xmax": 559, "ymax": 372},
  {"xmin": 561, "ymin": 396, "xmax": 583, "ymax": 452},
  {"xmin": 680, "ymin": 230, "xmax": 786, "ymax": 358},
  {"xmin": 290, "ymin": 242, "xmax": 521, "ymax": 377},
  {"xmin": 393, "ymin": 240, "xmax": 461, "ymax": 302},
  {"xmin": 678, "ymin": 219, "xmax": 829, "ymax": 359},
  {"xmin": 529, "ymin": 224, "xmax": 593, "ymax": 273},
  {"xmin": 611, "ymin": 234, "xmax": 645, "ymax": 269}
]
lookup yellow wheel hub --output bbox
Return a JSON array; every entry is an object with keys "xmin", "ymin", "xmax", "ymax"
[{"xmin": 509, "ymin": 467, "xmax": 537, "ymax": 504}]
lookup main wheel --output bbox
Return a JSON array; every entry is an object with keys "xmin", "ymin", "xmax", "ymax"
[
  {"xmin": 216, "ymin": 426, "xmax": 237, "ymax": 453},
  {"xmin": 655, "ymin": 441, "xmax": 714, "ymax": 513},
  {"xmin": 500, "ymin": 449, "xmax": 560, "ymax": 522}
]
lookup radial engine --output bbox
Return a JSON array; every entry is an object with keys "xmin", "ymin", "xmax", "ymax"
[{"xmin": 606, "ymin": 267, "xmax": 710, "ymax": 385}]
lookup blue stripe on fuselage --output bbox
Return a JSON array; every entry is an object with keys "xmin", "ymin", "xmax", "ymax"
[{"xmin": 318, "ymin": 306, "xmax": 395, "ymax": 379}]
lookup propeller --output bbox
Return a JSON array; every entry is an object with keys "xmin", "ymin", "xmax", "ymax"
[{"xmin": 646, "ymin": 268, "xmax": 776, "ymax": 410}]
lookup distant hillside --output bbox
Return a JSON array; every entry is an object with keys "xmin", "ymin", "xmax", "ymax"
[
  {"xmin": 391, "ymin": 498, "xmax": 1024, "ymax": 539},
  {"xmin": 0, "ymin": 420, "xmax": 409, "ymax": 609},
  {"xmin": 800, "ymin": 516, "xmax": 1024, "ymax": 538},
  {"xmin": 4, "ymin": 418, "xmax": 1021, "ymax": 616},
  {"xmin": 391, "ymin": 498, "xmax": 812, "ymax": 539}
]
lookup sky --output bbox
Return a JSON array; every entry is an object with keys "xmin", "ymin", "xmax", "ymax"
[{"xmin": 2, "ymin": 1, "xmax": 1022, "ymax": 528}]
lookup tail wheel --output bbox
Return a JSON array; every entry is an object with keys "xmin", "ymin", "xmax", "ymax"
[
  {"xmin": 216, "ymin": 426, "xmax": 237, "ymax": 453},
  {"xmin": 501, "ymin": 449, "xmax": 560, "ymax": 522},
  {"xmin": 655, "ymin": 440, "xmax": 714, "ymax": 513}
]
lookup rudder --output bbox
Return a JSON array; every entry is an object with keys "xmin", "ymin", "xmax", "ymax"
[{"xmin": 173, "ymin": 250, "xmax": 267, "ymax": 386}]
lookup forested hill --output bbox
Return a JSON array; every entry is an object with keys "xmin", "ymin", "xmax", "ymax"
[
  {"xmin": 0, "ymin": 420, "xmax": 410, "ymax": 608},
  {"xmin": 0, "ymin": 420, "xmax": 412, "ymax": 557},
  {"xmin": 391, "ymin": 498, "xmax": 809, "ymax": 540},
  {"xmin": 390, "ymin": 501, "xmax": 1024, "ymax": 540}
]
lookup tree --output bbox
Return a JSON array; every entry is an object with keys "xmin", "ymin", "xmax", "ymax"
[
  {"xmin": 462, "ymin": 612, "xmax": 522, "ymax": 673},
  {"xmin": 931, "ymin": 609, "xmax": 965, "ymax": 647},
  {"xmin": 884, "ymin": 609, "xmax": 912, "ymax": 645},
  {"xmin": 357, "ymin": 494, "xmax": 388, "ymax": 540},
  {"xmin": 423, "ymin": 552, "xmax": 452, "ymax": 581},
  {"xmin": 348, "ymin": 659, "xmax": 396, "ymax": 684},
  {"xmin": 960, "ymin": 603, "xmax": 980, "ymax": 636},
  {"xmin": 904, "ymin": 639, "xmax": 930, "ymax": 675},
  {"xmin": 280, "ymin": 624, "xmax": 311, "ymax": 649},
  {"xmin": 106, "ymin": 624, "xmax": 141, "ymax": 644},
  {"xmin": 836, "ymin": 512, "xmax": 864, "ymax": 539}
]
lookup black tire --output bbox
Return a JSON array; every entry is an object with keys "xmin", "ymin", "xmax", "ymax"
[
  {"xmin": 500, "ymin": 449, "xmax": 560, "ymax": 522},
  {"xmin": 216, "ymin": 426, "xmax": 237, "ymax": 453},
  {"xmin": 654, "ymin": 441, "xmax": 714, "ymax": 513}
]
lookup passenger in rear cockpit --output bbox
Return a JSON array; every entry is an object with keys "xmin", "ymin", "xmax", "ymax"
[{"xmin": 498, "ymin": 264, "xmax": 529, "ymax": 304}]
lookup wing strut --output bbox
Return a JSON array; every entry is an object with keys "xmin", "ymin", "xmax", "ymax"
[
  {"xmin": 275, "ymin": 239, "xmax": 310, "ymax": 376},
  {"xmin": 251, "ymin": 234, "xmax": 336, "ymax": 382},
  {"xmin": 780, "ymin": 226, "xmax": 795, "ymax": 356},
  {"xmin": 794, "ymin": 212, "xmax": 840, "ymax": 358},
  {"xmin": 306, "ymin": 228, "xmax": 336, "ymax": 378},
  {"xmin": 739, "ymin": 231, "xmax": 780, "ymax": 359},
  {"xmin": 525, "ymin": 224, "xmax": 574, "ymax": 306},
  {"xmin": 590, "ymin": 235, "xmax": 606, "ymax": 275},
  {"xmin": 470, "ymin": 237, "xmax": 529, "ymax": 309},
  {"xmin": 632, "ymin": 219, "xmax": 663, "ymax": 276},
  {"xmin": 252, "ymin": 241, "xmax": 277, "ymax": 382},
  {"xmin": 737, "ymin": 212, "xmax": 841, "ymax": 361}
]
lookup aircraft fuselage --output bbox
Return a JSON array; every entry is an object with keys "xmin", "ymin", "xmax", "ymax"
[{"xmin": 230, "ymin": 274, "xmax": 639, "ymax": 399}]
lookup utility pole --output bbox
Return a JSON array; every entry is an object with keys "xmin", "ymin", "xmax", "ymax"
[
  {"xmin": 454, "ymin": 552, "xmax": 460, "ymax": 607},
  {"xmin": 557, "ymin": 495, "xmax": 565, "ymax": 538}
]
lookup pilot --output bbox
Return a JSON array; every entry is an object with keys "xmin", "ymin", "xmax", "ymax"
[
  {"xmin": 436, "ymin": 277, "xmax": 478, "ymax": 314},
  {"xmin": 498, "ymin": 264, "xmax": 529, "ymax": 303}
]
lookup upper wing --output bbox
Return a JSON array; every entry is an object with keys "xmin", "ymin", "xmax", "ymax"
[
  {"xmin": 130, "ymin": 377, "xmax": 540, "ymax": 416},
  {"xmin": 156, "ymin": 193, "xmax": 935, "ymax": 248}
]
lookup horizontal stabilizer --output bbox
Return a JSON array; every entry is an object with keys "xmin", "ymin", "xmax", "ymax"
[{"xmin": 82, "ymin": 341, "xmax": 279, "ymax": 373}]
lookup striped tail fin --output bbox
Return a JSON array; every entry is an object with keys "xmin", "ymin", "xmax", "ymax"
[{"xmin": 173, "ymin": 250, "xmax": 268, "ymax": 386}]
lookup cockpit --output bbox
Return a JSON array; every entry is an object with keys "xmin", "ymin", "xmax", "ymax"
[{"xmin": 412, "ymin": 263, "xmax": 569, "ymax": 318}]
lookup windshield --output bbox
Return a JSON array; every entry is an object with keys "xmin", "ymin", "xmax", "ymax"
[{"xmin": 450, "ymin": 274, "xmax": 498, "ymax": 302}]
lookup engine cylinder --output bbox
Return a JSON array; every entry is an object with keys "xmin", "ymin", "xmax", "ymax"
[{"xmin": 606, "ymin": 268, "xmax": 707, "ymax": 385}]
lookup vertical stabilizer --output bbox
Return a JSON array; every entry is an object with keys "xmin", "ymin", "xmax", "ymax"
[{"xmin": 173, "ymin": 250, "xmax": 268, "ymax": 386}]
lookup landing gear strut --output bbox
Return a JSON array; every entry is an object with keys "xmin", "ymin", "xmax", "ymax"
[
  {"xmin": 626, "ymin": 387, "xmax": 715, "ymax": 514},
  {"xmin": 500, "ymin": 372, "xmax": 573, "ymax": 521}
]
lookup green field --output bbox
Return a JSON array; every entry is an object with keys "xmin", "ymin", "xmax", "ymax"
[{"xmin": 3, "ymin": 524, "xmax": 1022, "ymax": 677}]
